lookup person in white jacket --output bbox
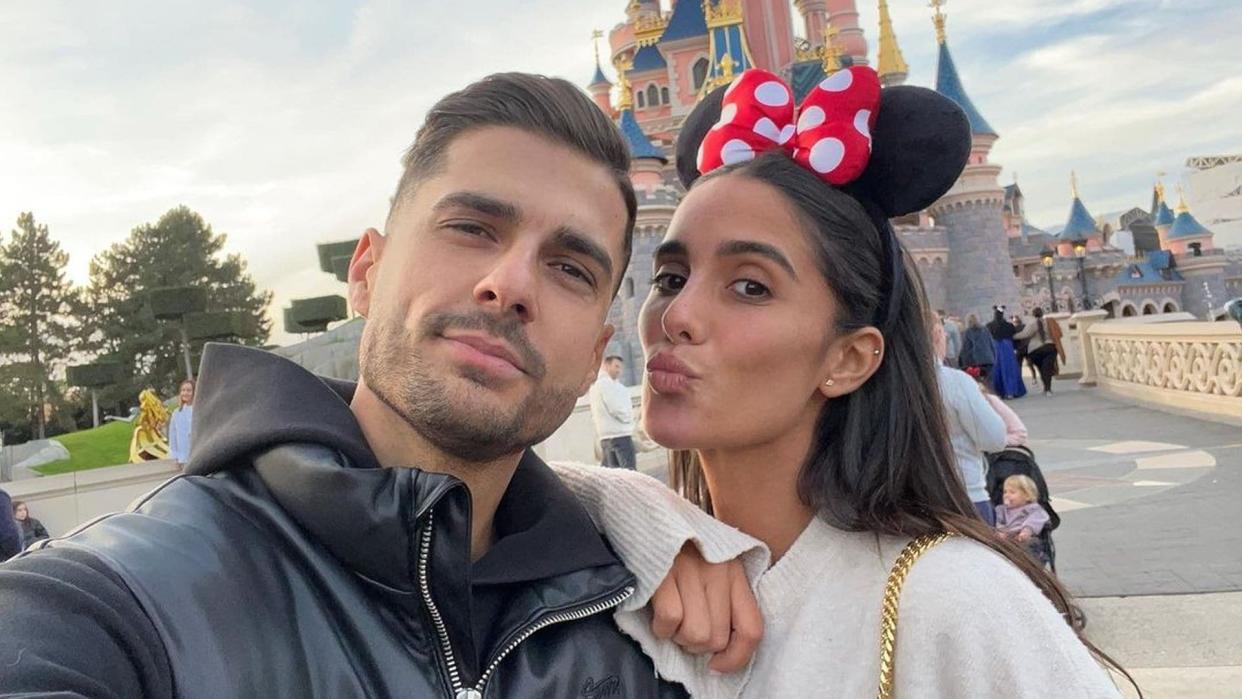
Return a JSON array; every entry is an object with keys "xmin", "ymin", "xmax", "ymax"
[
  {"xmin": 550, "ymin": 75, "xmax": 1128, "ymax": 698},
  {"xmin": 588, "ymin": 355, "xmax": 638, "ymax": 469}
]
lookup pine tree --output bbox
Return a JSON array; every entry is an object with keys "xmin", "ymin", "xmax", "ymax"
[
  {"xmin": 79, "ymin": 206, "xmax": 272, "ymax": 408},
  {"xmin": 0, "ymin": 212, "xmax": 78, "ymax": 440}
]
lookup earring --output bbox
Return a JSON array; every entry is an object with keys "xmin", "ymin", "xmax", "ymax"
[
  {"xmin": 873, "ymin": 349, "xmax": 882, "ymax": 356},
  {"xmin": 824, "ymin": 378, "xmax": 835, "ymax": 387}
]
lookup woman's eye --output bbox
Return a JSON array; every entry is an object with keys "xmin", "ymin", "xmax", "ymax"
[
  {"xmin": 651, "ymin": 272, "xmax": 686, "ymax": 293},
  {"xmin": 729, "ymin": 279, "xmax": 770, "ymax": 299}
]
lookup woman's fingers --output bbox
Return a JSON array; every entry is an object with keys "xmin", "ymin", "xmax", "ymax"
[
  {"xmin": 709, "ymin": 562, "xmax": 763, "ymax": 673},
  {"xmin": 671, "ymin": 562, "xmax": 715, "ymax": 653},
  {"xmin": 650, "ymin": 575, "xmax": 684, "ymax": 640}
]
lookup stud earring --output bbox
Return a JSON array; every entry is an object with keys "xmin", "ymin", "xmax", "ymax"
[
  {"xmin": 873, "ymin": 349, "xmax": 882, "ymax": 356},
  {"xmin": 824, "ymin": 378, "xmax": 835, "ymax": 387}
]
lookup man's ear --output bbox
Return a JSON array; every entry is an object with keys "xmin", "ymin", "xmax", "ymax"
[
  {"xmin": 580, "ymin": 324, "xmax": 616, "ymax": 395},
  {"xmin": 818, "ymin": 327, "xmax": 884, "ymax": 399},
  {"xmin": 348, "ymin": 228, "xmax": 385, "ymax": 318}
]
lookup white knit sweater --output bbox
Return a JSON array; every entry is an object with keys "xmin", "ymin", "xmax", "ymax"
[{"xmin": 550, "ymin": 462, "xmax": 1121, "ymax": 698}]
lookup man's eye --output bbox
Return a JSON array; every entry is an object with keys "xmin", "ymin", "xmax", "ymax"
[
  {"xmin": 450, "ymin": 222, "xmax": 490, "ymax": 237},
  {"xmin": 554, "ymin": 262, "xmax": 590, "ymax": 282}
]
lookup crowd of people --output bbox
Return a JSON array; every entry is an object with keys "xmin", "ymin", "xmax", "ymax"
[
  {"xmin": 0, "ymin": 69, "xmax": 1126, "ymax": 696},
  {"xmin": 941, "ymin": 305, "xmax": 1066, "ymax": 398}
]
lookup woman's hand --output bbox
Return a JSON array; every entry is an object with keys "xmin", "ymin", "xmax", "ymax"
[{"xmin": 649, "ymin": 542, "xmax": 763, "ymax": 673}]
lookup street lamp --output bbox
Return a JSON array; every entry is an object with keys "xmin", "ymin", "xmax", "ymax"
[
  {"xmin": 1040, "ymin": 249, "xmax": 1058, "ymax": 312},
  {"xmin": 1072, "ymin": 240, "xmax": 1091, "ymax": 310}
]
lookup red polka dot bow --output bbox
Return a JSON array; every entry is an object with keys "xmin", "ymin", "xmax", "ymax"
[{"xmin": 696, "ymin": 67, "xmax": 881, "ymax": 186}]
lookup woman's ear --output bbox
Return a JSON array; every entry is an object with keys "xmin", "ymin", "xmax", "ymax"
[
  {"xmin": 818, "ymin": 327, "xmax": 885, "ymax": 399},
  {"xmin": 347, "ymin": 228, "xmax": 385, "ymax": 318}
]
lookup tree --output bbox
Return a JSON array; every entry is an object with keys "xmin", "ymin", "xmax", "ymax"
[
  {"xmin": 78, "ymin": 206, "xmax": 271, "ymax": 407},
  {"xmin": 0, "ymin": 212, "xmax": 78, "ymax": 440}
]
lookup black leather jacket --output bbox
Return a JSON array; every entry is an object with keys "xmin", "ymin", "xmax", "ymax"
[{"xmin": 4, "ymin": 345, "xmax": 685, "ymax": 698}]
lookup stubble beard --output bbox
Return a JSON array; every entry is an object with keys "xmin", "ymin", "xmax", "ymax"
[{"xmin": 359, "ymin": 313, "xmax": 580, "ymax": 464}]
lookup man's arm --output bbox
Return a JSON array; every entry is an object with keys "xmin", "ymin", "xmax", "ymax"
[
  {"xmin": 0, "ymin": 547, "xmax": 172, "ymax": 697},
  {"xmin": 602, "ymin": 381, "xmax": 634, "ymax": 424}
]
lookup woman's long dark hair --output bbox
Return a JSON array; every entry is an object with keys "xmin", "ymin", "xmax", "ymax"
[{"xmin": 668, "ymin": 152, "xmax": 1133, "ymax": 689}]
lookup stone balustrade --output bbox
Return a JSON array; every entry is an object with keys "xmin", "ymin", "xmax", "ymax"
[{"xmin": 1082, "ymin": 317, "xmax": 1242, "ymax": 420}]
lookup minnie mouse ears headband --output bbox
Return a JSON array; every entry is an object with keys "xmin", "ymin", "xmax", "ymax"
[{"xmin": 675, "ymin": 67, "xmax": 972, "ymax": 218}]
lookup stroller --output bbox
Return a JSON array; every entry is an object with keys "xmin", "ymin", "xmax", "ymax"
[{"xmin": 986, "ymin": 445, "xmax": 1060, "ymax": 572}]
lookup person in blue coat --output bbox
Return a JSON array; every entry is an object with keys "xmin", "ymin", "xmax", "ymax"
[{"xmin": 987, "ymin": 306, "xmax": 1027, "ymax": 399}]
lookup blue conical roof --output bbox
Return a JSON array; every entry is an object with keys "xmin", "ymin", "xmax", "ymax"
[
  {"xmin": 619, "ymin": 109, "xmax": 667, "ymax": 163},
  {"xmin": 660, "ymin": 0, "xmax": 707, "ymax": 42},
  {"xmin": 935, "ymin": 42, "xmax": 996, "ymax": 136},
  {"xmin": 1059, "ymin": 196, "xmax": 1097, "ymax": 241},
  {"xmin": 1154, "ymin": 200, "xmax": 1175, "ymax": 226},
  {"xmin": 631, "ymin": 44, "xmax": 667, "ymax": 72},
  {"xmin": 590, "ymin": 59, "xmax": 610, "ymax": 87},
  {"xmin": 1168, "ymin": 209, "xmax": 1211, "ymax": 239}
]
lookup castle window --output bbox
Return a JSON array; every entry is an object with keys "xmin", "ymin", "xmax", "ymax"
[
  {"xmin": 646, "ymin": 84, "xmax": 660, "ymax": 109},
  {"xmin": 692, "ymin": 58, "xmax": 710, "ymax": 91},
  {"xmin": 661, "ymin": 86, "xmax": 670, "ymax": 104},
  {"xmin": 636, "ymin": 91, "xmax": 646, "ymax": 108}
]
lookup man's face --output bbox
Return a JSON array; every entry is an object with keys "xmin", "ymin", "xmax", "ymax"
[
  {"xmin": 604, "ymin": 358, "xmax": 623, "ymax": 381},
  {"xmin": 353, "ymin": 126, "xmax": 628, "ymax": 463}
]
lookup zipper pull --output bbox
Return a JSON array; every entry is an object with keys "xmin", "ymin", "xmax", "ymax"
[{"xmin": 455, "ymin": 690, "xmax": 482, "ymax": 699}]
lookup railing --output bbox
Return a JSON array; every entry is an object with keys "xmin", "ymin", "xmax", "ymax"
[{"xmin": 1078, "ymin": 314, "xmax": 1242, "ymax": 420}]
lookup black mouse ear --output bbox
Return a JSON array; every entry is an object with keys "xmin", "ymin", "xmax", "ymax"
[
  {"xmin": 852, "ymin": 85, "xmax": 972, "ymax": 217},
  {"xmin": 674, "ymin": 83, "xmax": 729, "ymax": 189}
]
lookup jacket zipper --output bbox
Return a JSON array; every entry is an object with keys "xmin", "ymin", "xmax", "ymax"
[{"xmin": 416, "ymin": 508, "xmax": 636, "ymax": 699}]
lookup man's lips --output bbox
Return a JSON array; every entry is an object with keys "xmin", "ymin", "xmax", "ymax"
[{"xmin": 442, "ymin": 333, "xmax": 526, "ymax": 375}]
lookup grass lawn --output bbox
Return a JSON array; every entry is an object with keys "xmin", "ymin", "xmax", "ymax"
[{"xmin": 34, "ymin": 420, "xmax": 134, "ymax": 476}]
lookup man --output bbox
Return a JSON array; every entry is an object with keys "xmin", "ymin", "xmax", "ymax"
[
  {"xmin": 939, "ymin": 309, "xmax": 962, "ymax": 368},
  {"xmin": 0, "ymin": 73, "xmax": 697, "ymax": 698},
  {"xmin": 588, "ymin": 355, "xmax": 637, "ymax": 469}
]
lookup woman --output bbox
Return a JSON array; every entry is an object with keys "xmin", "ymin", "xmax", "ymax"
[
  {"xmin": 968, "ymin": 367, "xmax": 1031, "ymax": 447},
  {"xmin": 933, "ymin": 323, "xmax": 1007, "ymax": 525},
  {"xmin": 1015, "ymin": 307, "xmax": 1066, "ymax": 396},
  {"xmin": 556, "ymin": 68, "xmax": 1124, "ymax": 696},
  {"xmin": 1012, "ymin": 314, "xmax": 1036, "ymax": 383},
  {"xmin": 958, "ymin": 313, "xmax": 995, "ymax": 380},
  {"xmin": 988, "ymin": 307, "xmax": 1027, "ymax": 399},
  {"xmin": 12, "ymin": 501, "xmax": 49, "ymax": 548},
  {"xmin": 168, "ymin": 378, "xmax": 195, "ymax": 466}
]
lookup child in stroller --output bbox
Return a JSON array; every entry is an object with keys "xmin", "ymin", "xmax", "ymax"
[{"xmin": 987, "ymin": 446, "xmax": 1060, "ymax": 571}]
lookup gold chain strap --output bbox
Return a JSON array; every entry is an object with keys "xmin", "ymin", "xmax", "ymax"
[{"xmin": 876, "ymin": 532, "xmax": 956, "ymax": 699}]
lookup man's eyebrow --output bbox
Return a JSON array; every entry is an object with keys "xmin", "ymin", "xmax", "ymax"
[
  {"xmin": 717, "ymin": 239, "xmax": 798, "ymax": 280},
  {"xmin": 551, "ymin": 226, "xmax": 614, "ymax": 283},
  {"xmin": 432, "ymin": 191, "xmax": 520, "ymax": 222}
]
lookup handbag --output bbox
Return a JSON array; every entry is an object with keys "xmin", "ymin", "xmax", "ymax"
[{"xmin": 875, "ymin": 532, "xmax": 956, "ymax": 699}]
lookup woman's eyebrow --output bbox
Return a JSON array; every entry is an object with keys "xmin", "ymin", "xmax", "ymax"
[{"xmin": 716, "ymin": 239, "xmax": 798, "ymax": 280}]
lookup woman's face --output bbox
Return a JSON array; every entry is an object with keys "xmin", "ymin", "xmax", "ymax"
[
  {"xmin": 179, "ymin": 382, "xmax": 194, "ymax": 406},
  {"xmin": 638, "ymin": 174, "xmax": 838, "ymax": 451},
  {"xmin": 14, "ymin": 503, "xmax": 27, "ymax": 521}
]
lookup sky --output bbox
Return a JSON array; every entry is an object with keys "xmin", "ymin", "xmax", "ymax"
[{"xmin": 3, "ymin": 0, "xmax": 1239, "ymax": 345}]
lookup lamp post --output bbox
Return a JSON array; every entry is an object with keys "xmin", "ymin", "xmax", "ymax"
[
  {"xmin": 1073, "ymin": 241, "xmax": 1091, "ymax": 310},
  {"xmin": 1040, "ymin": 249, "xmax": 1058, "ymax": 312}
]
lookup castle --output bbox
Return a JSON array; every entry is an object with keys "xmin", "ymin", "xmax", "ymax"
[{"xmin": 586, "ymin": 0, "xmax": 1242, "ymax": 384}]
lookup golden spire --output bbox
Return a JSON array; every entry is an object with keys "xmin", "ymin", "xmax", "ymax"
[
  {"xmin": 930, "ymin": 0, "xmax": 947, "ymax": 45},
  {"xmin": 703, "ymin": 0, "xmax": 743, "ymax": 29},
  {"xmin": 613, "ymin": 55, "xmax": 634, "ymax": 110},
  {"xmin": 592, "ymin": 29, "xmax": 603, "ymax": 65},
  {"xmin": 822, "ymin": 25, "xmax": 843, "ymax": 74},
  {"xmin": 877, "ymin": 0, "xmax": 908, "ymax": 81},
  {"xmin": 1176, "ymin": 184, "xmax": 1190, "ymax": 214},
  {"xmin": 1071, "ymin": 170, "xmax": 1080, "ymax": 199}
]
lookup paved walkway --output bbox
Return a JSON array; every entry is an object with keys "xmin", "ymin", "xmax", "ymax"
[{"xmin": 1007, "ymin": 378, "xmax": 1242, "ymax": 598}]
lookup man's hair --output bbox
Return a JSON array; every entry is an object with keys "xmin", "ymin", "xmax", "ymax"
[{"xmin": 392, "ymin": 72, "xmax": 638, "ymax": 290}]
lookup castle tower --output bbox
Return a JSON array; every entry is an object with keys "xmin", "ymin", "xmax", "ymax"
[
  {"xmin": 740, "ymin": 0, "xmax": 796, "ymax": 72},
  {"xmin": 794, "ymin": 0, "xmax": 867, "ymax": 65},
  {"xmin": 588, "ymin": 31, "xmax": 614, "ymax": 115},
  {"xmin": 924, "ymin": 0, "xmax": 1021, "ymax": 317},
  {"xmin": 875, "ymin": 0, "xmax": 907, "ymax": 87},
  {"xmin": 1167, "ymin": 191, "xmax": 1229, "ymax": 317},
  {"xmin": 700, "ymin": 0, "xmax": 757, "ymax": 95},
  {"xmin": 1153, "ymin": 180, "xmax": 1176, "ymax": 249},
  {"xmin": 1054, "ymin": 173, "xmax": 1102, "ymax": 257}
]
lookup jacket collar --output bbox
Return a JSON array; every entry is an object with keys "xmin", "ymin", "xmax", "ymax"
[{"xmin": 191, "ymin": 343, "xmax": 623, "ymax": 591}]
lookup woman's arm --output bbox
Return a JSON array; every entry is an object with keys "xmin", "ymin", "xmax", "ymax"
[
  {"xmin": 983, "ymin": 393, "xmax": 1029, "ymax": 447},
  {"xmin": 948, "ymin": 372, "xmax": 1007, "ymax": 454},
  {"xmin": 548, "ymin": 461, "xmax": 767, "ymax": 609}
]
